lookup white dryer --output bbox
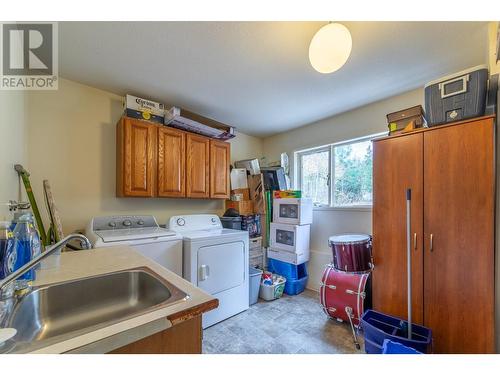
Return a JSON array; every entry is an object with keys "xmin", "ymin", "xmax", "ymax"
[
  {"xmin": 168, "ymin": 214, "xmax": 249, "ymax": 328},
  {"xmin": 85, "ymin": 215, "xmax": 183, "ymax": 276}
]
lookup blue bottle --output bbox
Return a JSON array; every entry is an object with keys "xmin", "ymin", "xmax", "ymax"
[{"xmin": 6, "ymin": 215, "xmax": 34, "ymax": 290}]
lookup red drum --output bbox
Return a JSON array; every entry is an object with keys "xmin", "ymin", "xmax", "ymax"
[
  {"xmin": 329, "ymin": 233, "xmax": 373, "ymax": 273},
  {"xmin": 319, "ymin": 265, "xmax": 371, "ymax": 327}
]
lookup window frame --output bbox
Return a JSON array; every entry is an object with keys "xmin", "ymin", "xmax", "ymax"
[
  {"xmin": 295, "ymin": 132, "xmax": 385, "ymax": 209},
  {"xmin": 296, "ymin": 145, "xmax": 331, "ymax": 207}
]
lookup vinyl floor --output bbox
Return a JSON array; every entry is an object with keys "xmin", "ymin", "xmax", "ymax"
[{"xmin": 202, "ymin": 289, "xmax": 364, "ymax": 354}]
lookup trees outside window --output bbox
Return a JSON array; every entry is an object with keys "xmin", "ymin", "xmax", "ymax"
[{"xmin": 296, "ymin": 135, "xmax": 380, "ymax": 208}]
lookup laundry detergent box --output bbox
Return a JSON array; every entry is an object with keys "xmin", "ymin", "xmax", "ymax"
[{"xmin": 124, "ymin": 94, "xmax": 165, "ymax": 124}]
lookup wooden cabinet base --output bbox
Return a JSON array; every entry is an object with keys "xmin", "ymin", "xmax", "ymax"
[{"xmin": 109, "ymin": 315, "xmax": 202, "ymax": 354}]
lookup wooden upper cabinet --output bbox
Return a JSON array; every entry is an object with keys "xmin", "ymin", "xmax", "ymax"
[
  {"xmin": 158, "ymin": 127, "xmax": 186, "ymax": 197},
  {"xmin": 117, "ymin": 117, "xmax": 231, "ymax": 199},
  {"xmin": 209, "ymin": 140, "xmax": 230, "ymax": 199},
  {"xmin": 186, "ymin": 133, "xmax": 210, "ymax": 198},
  {"xmin": 117, "ymin": 117, "xmax": 156, "ymax": 197}
]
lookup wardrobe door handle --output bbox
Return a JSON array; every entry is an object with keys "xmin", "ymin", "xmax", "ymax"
[
  {"xmin": 430, "ymin": 234, "xmax": 434, "ymax": 252},
  {"xmin": 413, "ymin": 233, "xmax": 417, "ymax": 250}
]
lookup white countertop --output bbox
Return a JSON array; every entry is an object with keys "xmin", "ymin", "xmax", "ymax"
[{"xmin": 6, "ymin": 246, "xmax": 217, "ymax": 354}]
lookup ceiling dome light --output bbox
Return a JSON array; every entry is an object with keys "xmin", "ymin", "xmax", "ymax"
[{"xmin": 309, "ymin": 23, "xmax": 352, "ymax": 74}]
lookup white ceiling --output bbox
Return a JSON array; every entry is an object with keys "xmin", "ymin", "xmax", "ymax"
[{"xmin": 59, "ymin": 22, "xmax": 488, "ymax": 137}]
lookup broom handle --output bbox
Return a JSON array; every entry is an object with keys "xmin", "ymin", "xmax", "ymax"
[{"xmin": 406, "ymin": 188, "xmax": 412, "ymax": 340}]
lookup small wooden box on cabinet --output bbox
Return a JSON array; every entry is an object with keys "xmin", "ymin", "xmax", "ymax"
[{"xmin": 116, "ymin": 116, "xmax": 230, "ymax": 199}]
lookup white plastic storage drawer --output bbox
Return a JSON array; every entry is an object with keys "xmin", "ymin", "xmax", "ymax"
[
  {"xmin": 273, "ymin": 198, "xmax": 313, "ymax": 225},
  {"xmin": 270, "ymin": 222, "xmax": 310, "ymax": 253},
  {"xmin": 267, "ymin": 247, "xmax": 310, "ymax": 265}
]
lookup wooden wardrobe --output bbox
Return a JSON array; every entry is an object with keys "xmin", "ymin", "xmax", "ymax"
[{"xmin": 372, "ymin": 115, "xmax": 495, "ymax": 354}]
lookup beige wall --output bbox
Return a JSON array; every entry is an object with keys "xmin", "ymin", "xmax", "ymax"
[
  {"xmin": 25, "ymin": 78, "xmax": 263, "ymax": 234},
  {"xmin": 488, "ymin": 22, "xmax": 499, "ymax": 75},
  {"xmin": 0, "ymin": 91, "xmax": 28, "ymax": 220}
]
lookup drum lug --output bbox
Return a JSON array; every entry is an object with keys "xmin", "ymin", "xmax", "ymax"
[
  {"xmin": 346, "ymin": 289, "xmax": 366, "ymax": 299},
  {"xmin": 319, "ymin": 282, "xmax": 336, "ymax": 290}
]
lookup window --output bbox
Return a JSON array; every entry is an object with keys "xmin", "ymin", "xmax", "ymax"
[
  {"xmin": 296, "ymin": 134, "xmax": 382, "ymax": 208},
  {"xmin": 298, "ymin": 147, "xmax": 331, "ymax": 206},
  {"xmin": 333, "ymin": 139, "xmax": 372, "ymax": 207}
]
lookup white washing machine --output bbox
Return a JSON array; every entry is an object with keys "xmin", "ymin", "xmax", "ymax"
[
  {"xmin": 85, "ymin": 215, "xmax": 183, "ymax": 276},
  {"xmin": 168, "ymin": 214, "xmax": 249, "ymax": 328}
]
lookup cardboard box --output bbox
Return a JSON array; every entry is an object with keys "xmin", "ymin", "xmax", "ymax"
[
  {"xmin": 273, "ymin": 190, "xmax": 302, "ymax": 199},
  {"xmin": 248, "ymin": 174, "xmax": 266, "ymax": 214},
  {"xmin": 267, "ymin": 247, "xmax": 310, "ymax": 265},
  {"xmin": 231, "ymin": 188, "xmax": 250, "ymax": 201},
  {"xmin": 273, "ymin": 197, "xmax": 313, "ymax": 225},
  {"xmin": 230, "ymin": 168, "xmax": 248, "ymax": 190},
  {"xmin": 225, "ymin": 200, "xmax": 254, "ymax": 216},
  {"xmin": 124, "ymin": 94, "xmax": 165, "ymax": 124},
  {"xmin": 234, "ymin": 159, "xmax": 261, "ymax": 175},
  {"xmin": 270, "ymin": 222, "xmax": 310, "ymax": 253}
]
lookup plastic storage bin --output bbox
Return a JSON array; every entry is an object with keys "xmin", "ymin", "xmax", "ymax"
[
  {"xmin": 382, "ymin": 339, "xmax": 422, "ymax": 354},
  {"xmin": 249, "ymin": 267, "xmax": 263, "ymax": 305},
  {"xmin": 259, "ymin": 275, "xmax": 286, "ymax": 301},
  {"xmin": 268, "ymin": 258, "xmax": 307, "ymax": 279},
  {"xmin": 283, "ymin": 276, "xmax": 308, "ymax": 295},
  {"xmin": 220, "ymin": 216, "xmax": 242, "ymax": 230},
  {"xmin": 361, "ymin": 309, "xmax": 432, "ymax": 354},
  {"xmin": 267, "ymin": 258, "xmax": 308, "ymax": 295}
]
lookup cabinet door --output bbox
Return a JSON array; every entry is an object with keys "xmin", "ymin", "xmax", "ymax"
[
  {"xmin": 209, "ymin": 140, "xmax": 230, "ymax": 199},
  {"xmin": 186, "ymin": 133, "xmax": 210, "ymax": 198},
  {"xmin": 117, "ymin": 118, "xmax": 156, "ymax": 197},
  {"xmin": 158, "ymin": 127, "xmax": 186, "ymax": 197},
  {"xmin": 372, "ymin": 133, "xmax": 424, "ymax": 324},
  {"xmin": 423, "ymin": 118, "xmax": 494, "ymax": 353}
]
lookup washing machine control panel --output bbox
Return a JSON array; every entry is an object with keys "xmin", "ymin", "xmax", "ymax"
[{"xmin": 92, "ymin": 215, "xmax": 159, "ymax": 231}]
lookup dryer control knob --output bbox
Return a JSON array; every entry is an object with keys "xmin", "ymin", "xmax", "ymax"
[
  {"xmin": 176, "ymin": 218, "xmax": 185, "ymax": 226},
  {"xmin": 211, "ymin": 217, "xmax": 216, "ymax": 223},
  {"xmin": 137, "ymin": 220, "xmax": 144, "ymax": 225},
  {"xmin": 108, "ymin": 222, "xmax": 116, "ymax": 227},
  {"xmin": 123, "ymin": 219, "xmax": 132, "ymax": 227}
]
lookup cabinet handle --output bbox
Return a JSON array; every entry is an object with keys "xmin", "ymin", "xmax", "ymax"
[
  {"xmin": 413, "ymin": 233, "xmax": 417, "ymax": 250},
  {"xmin": 430, "ymin": 234, "xmax": 434, "ymax": 252}
]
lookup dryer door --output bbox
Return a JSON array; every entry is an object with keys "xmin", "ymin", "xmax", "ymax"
[{"xmin": 197, "ymin": 240, "xmax": 245, "ymax": 295}]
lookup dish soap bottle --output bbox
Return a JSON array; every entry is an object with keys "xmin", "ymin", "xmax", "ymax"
[{"xmin": 7, "ymin": 215, "xmax": 34, "ymax": 291}]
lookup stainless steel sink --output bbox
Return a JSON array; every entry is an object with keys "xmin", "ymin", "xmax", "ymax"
[{"xmin": 1, "ymin": 267, "xmax": 189, "ymax": 352}]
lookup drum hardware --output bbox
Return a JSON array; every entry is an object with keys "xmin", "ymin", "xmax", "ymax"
[
  {"xmin": 319, "ymin": 282, "xmax": 336, "ymax": 290},
  {"xmin": 345, "ymin": 289, "xmax": 366, "ymax": 298},
  {"xmin": 345, "ymin": 306, "xmax": 361, "ymax": 350}
]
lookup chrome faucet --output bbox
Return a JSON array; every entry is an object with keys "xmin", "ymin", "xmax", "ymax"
[{"xmin": 0, "ymin": 233, "xmax": 91, "ymax": 292}]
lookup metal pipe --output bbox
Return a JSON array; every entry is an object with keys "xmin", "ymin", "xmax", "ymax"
[
  {"xmin": 0, "ymin": 233, "xmax": 91, "ymax": 291},
  {"xmin": 406, "ymin": 188, "xmax": 412, "ymax": 340}
]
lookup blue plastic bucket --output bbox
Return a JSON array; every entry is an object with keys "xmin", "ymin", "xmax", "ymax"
[{"xmin": 361, "ymin": 309, "xmax": 432, "ymax": 354}]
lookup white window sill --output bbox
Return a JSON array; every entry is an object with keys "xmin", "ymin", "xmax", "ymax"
[{"xmin": 313, "ymin": 205, "xmax": 373, "ymax": 212}]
